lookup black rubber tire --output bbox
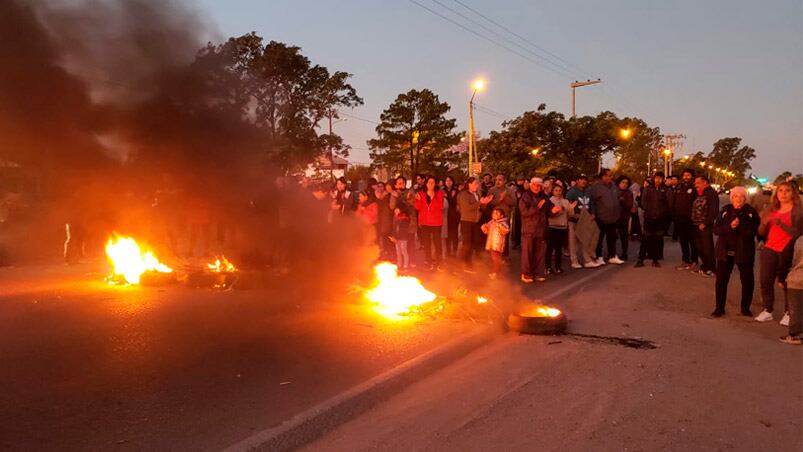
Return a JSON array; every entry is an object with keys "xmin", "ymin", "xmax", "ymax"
[{"xmin": 507, "ymin": 312, "xmax": 568, "ymax": 335}]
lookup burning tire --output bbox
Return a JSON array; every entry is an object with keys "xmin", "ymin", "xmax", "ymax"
[{"xmin": 507, "ymin": 305, "xmax": 567, "ymax": 335}]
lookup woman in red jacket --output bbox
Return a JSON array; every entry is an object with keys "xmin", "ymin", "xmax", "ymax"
[{"xmin": 415, "ymin": 176, "xmax": 445, "ymax": 270}]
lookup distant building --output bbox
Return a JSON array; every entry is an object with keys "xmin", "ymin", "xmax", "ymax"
[{"xmin": 304, "ymin": 155, "xmax": 348, "ymax": 180}]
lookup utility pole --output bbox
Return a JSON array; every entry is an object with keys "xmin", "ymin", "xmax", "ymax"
[
  {"xmin": 328, "ymin": 110, "xmax": 334, "ymax": 179},
  {"xmin": 570, "ymin": 79, "xmax": 601, "ymax": 118},
  {"xmin": 663, "ymin": 133, "xmax": 686, "ymax": 176},
  {"xmin": 468, "ymin": 79, "xmax": 485, "ymax": 176}
]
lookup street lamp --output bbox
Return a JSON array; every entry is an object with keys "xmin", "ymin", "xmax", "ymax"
[
  {"xmin": 662, "ymin": 148, "xmax": 672, "ymax": 175},
  {"xmin": 468, "ymin": 78, "xmax": 485, "ymax": 176},
  {"xmin": 531, "ymin": 147, "xmax": 541, "ymax": 157},
  {"xmin": 619, "ymin": 128, "xmax": 632, "ymax": 139}
]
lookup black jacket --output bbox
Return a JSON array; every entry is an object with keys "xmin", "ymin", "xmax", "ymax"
[
  {"xmin": 670, "ymin": 181, "xmax": 696, "ymax": 219},
  {"xmin": 692, "ymin": 186, "xmax": 720, "ymax": 227},
  {"xmin": 714, "ymin": 204, "xmax": 759, "ymax": 264},
  {"xmin": 640, "ymin": 183, "xmax": 671, "ymax": 221},
  {"xmin": 519, "ymin": 190, "xmax": 552, "ymax": 237}
]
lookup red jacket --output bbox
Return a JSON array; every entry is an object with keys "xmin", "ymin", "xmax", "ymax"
[
  {"xmin": 414, "ymin": 190, "xmax": 444, "ymax": 226},
  {"xmin": 357, "ymin": 201, "xmax": 378, "ymax": 225}
]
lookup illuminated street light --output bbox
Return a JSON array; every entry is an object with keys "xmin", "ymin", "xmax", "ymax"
[
  {"xmin": 699, "ymin": 162, "xmax": 706, "ymax": 167},
  {"xmin": 662, "ymin": 148, "xmax": 672, "ymax": 156},
  {"xmin": 467, "ymin": 78, "xmax": 486, "ymax": 175},
  {"xmin": 619, "ymin": 128, "xmax": 632, "ymax": 139},
  {"xmin": 531, "ymin": 147, "xmax": 541, "ymax": 157}
]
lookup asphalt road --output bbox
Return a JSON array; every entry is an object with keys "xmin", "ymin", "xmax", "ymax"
[
  {"xmin": 0, "ymin": 263, "xmax": 480, "ymax": 451},
  {"xmin": 307, "ymin": 245, "xmax": 803, "ymax": 452}
]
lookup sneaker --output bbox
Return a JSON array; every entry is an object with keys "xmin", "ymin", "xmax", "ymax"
[
  {"xmin": 584, "ymin": 260, "xmax": 602, "ymax": 268},
  {"xmin": 689, "ymin": 263, "xmax": 700, "ymax": 273},
  {"xmin": 634, "ymin": 260, "xmax": 645, "ymax": 268},
  {"xmin": 546, "ymin": 268, "xmax": 554, "ymax": 275},
  {"xmin": 780, "ymin": 312, "xmax": 790, "ymax": 327},
  {"xmin": 700, "ymin": 270, "xmax": 714, "ymax": 278},
  {"xmin": 652, "ymin": 260, "xmax": 661, "ymax": 268},
  {"xmin": 779, "ymin": 336, "xmax": 802, "ymax": 345},
  {"xmin": 676, "ymin": 263, "xmax": 690, "ymax": 271},
  {"xmin": 710, "ymin": 310, "xmax": 725, "ymax": 318},
  {"xmin": 571, "ymin": 263, "xmax": 583, "ymax": 269},
  {"xmin": 596, "ymin": 257, "xmax": 606, "ymax": 265},
  {"xmin": 520, "ymin": 275, "xmax": 534, "ymax": 284},
  {"xmin": 608, "ymin": 256, "xmax": 625, "ymax": 265},
  {"xmin": 741, "ymin": 309, "xmax": 753, "ymax": 317},
  {"xmin": 535, "ymin": 276, "xmax": 546, "ymax": 282},
  {"xmin": 555, "ymin": 268, "xmax": 564, "ymax": 275},
  {"xmin": 755, "ymin": 310, "xmax": 774, "ymax": 322},
  {"xmin": 488, "ymin": 273, "xmax": 498, "ymax": 280}
]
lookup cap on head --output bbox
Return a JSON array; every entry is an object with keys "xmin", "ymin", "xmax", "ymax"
[{"xmin": 530, "ymin": 177, "xmax": 544, "ymax": 186}]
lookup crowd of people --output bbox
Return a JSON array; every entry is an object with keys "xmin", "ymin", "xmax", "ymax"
[{"xmin": 330, "ymin": 169, "xmax": 803, "ymax": 346}]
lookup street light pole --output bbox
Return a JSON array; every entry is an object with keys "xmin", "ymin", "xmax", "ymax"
[
  {"xmin": 468, "ymin": 79, "xmax": 485, "ymax": 176},
  {"xmin": 570, "ymin": 79, "xmax": 601, "ymax": 118}
]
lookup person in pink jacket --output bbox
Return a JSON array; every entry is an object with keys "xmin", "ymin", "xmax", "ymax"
[{"xmin": 482, "ymin": 207, "xmax": 510, "ymax": 279}]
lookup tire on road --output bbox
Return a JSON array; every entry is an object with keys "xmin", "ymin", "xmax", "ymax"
[{"xmin": 507, "ymin": 311, "xmax": 568, "ymax": 335}]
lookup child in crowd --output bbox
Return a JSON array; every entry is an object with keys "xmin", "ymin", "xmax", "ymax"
[
  {"xmin": 547, "ymin": 184, "xmax": 573, "ymax": 274},
  {"xmin": 393, "ymin": 204, "xmax": 411, "ymax": 271},
  {"xmin": 481, "ymin": 207, "xmax": 510, "ymax": 279}
]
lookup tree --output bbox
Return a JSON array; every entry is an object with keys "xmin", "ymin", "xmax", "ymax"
[
  {"xmin": 612, "ymin": 119, "xmax": 662, "ymax": 179},
  {"xmin": 345, "ymin": 164, "xmax": 374, "ymax": 183},
  {"xmin": 705, "ymin": 137, "xmax": 755, "ymax": 186},
  {"xmin": 192, "ymin": 33, "xmax": 363, "ymax": 172},
  {"xmin": 368, "ymin": 89, "xmax": 461, "ymax": 177}
]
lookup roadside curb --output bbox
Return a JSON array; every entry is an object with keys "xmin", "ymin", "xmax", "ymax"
[
  {"xmin": 222, "ymin": 325, "xmax": 498, "ymax": 452},
  {"xmin": 223, "ymin": 264, "xmax": 618, "ymax": 452}
]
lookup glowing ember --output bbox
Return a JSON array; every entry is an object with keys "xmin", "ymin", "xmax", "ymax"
[
  {"xmin": 476, "ymin": 296, "xmax": 488, "ymax": 304},
  {"xmin": 207, "ymin": 256, "xmax": 237, "ymax": 273},
  {"xmin": 105, "ymin": 235, "xmax": 172, "ymax": 284},
  {"xmin": 519, "ymin": 305, "xmax": 562, "ymax": 318},
  {"xmin": 366, "ymin": 262, "xmax": 436, "ymax": 319}
]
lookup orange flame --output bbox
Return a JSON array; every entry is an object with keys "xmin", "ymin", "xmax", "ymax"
[
  {"xmin": 476, "ymin": 296, "xmax": 488, "ymax": 304},
  {"xmin": 519, "ymin": 304, "xmax": 561, "ymax": 318},
  {"xmin": 105, "ymin": 235, "xmax": 172, "ymax": 284},
  {"xmin": 207, "ymin": 256, "xmax": 237, "ymax": 273},
  {"xmin": 366, "ymin": 262, "xmax": 436, "ymax": 319}
]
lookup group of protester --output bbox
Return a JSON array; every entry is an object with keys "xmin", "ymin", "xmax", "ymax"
[{"xmin": 328, "ymin": 169, "xmax": 803, "ymax": 346}]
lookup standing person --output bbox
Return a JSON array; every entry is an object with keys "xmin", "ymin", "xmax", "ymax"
[
  {"xmin": 546, "ymin": 184, "xmax": 572, "ymax": 274},
  {"xmin": 712, "ymin": 187, "xmax": 760, "ymax": 317},
  {"xmin": 488, "ymin": 174, "xmax": 516, "ymax": 257},
  {"xmin": 672, "ymin": 168, "xmax": 699, "ymax": 270},
  {"xmin": 481, "ymin": 207, "xmax": 510, "ymax": 279},
  {"xmin": 636, "ymin": 172, "xmax": 671, "ymax": 267},
  {"xmin": 590, "ymin": 168, "xmax": 623, "ymax": 265},
  {"xmin": 329, "ymin": 176, "xmax": 354, "ymax": 222},
  {"xmin": 615, "ymin": 176, "xmax": 634, "ymax": 261},
  {"xmin": 443, "ymin": 176, "xmax": 460, "ymax": 257},
  {"xmin": 755, "ymin": 182, "xmax": 803, "ymax": 324},
  {"xmin": 691, "ymin": 175, "xmax": 720, "ymax": 277},
  {"xmin": 457, "ymin": 177, "xmax": 493, "ymax": 273},
  {"xmin": 781, "ymin": 234, "xmax": 803, "ymax": 344},
  {"xmin": 666, "ymin": 175, "xmax": 679, "ymax": 240},
  {"xmin": 629, "ymin": 180, "xmax": 642, "ymax": 240},
  {"xmin": 414, "ymin": 176, "xmax": 445, "ymax": 270},
  {"xmin": 375, "ymin": 182, "xmax": 395, "ymax": 261},
  {"xmin": 519, "ymin": 177, "xmax": 552, "ymax": 283},
  {"xmin": 390, "ymin": 176, "xmax": 417, "ymax": 268},
  {"xmin": 512, "ymin": 176, "xmax": 527, "ymax": 250},
  {"xmin": 481, "ymin": 173, "xmax": 494, "ymax": 196},
  {"xmin": 392, "ymin": 201, "xmax": 412, "ymax": 271},
  {"xmin": 566, "ymin": 175, "xmax": 600, "ymax": 268},
  {"xmin": 356, "ymin": 190, "xmax": 378, "ymax": 227}
]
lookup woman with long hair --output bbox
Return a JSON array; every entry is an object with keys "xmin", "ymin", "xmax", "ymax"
[
  {"xmin": 755, "ymin": 181, "xmax": 803, "ymax": 325},
  {"xmin": 414, "ymin": 176, "xmax": 445, "ymax": 270},
  {"xmin": 443, "ymin": 176, "xmax": 460, "ymax": 257}
]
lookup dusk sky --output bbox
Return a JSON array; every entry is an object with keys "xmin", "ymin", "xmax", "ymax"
[{"xmin": 197, "ymin": 0, "xmax": 802, "ymax": 178}]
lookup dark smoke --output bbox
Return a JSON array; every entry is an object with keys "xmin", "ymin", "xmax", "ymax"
[{"xmin": 0, "ymin": 0, "xmax": 375, "ymax": 284}]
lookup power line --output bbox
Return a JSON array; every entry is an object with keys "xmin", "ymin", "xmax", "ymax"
[
  {"xmin": 407, "ymin": 0, "xmax": 574, "ymax": 80},
  {"xmin": 452, "ymin": 0, "xmax": 596, "ymax": 80},
  {"xmin": 428, "ymin": 0, "xmax": 579, "ymax": 78},
  {"xmin": 473, "ymin": 102, "xmax": 513, "ymax": 120},
  {"xmin": 340, "ymin": 111, "xmax": 380, "ymax": 125}
]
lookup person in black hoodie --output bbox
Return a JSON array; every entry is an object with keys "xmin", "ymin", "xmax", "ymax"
[
  {"xmin": 712, "ymin": 186, "xmax": 760, "ymax": 317},
  {"xmin": 671, "ymin": 168, "xmax": 698, "ymax": 270},
  {"xmin": 636, "ymin": 172, "xmax": 670, "ymax": 267},
  {"xmin": 691, "ymin": 175, "xmax": 720, "ymax": 277}
]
